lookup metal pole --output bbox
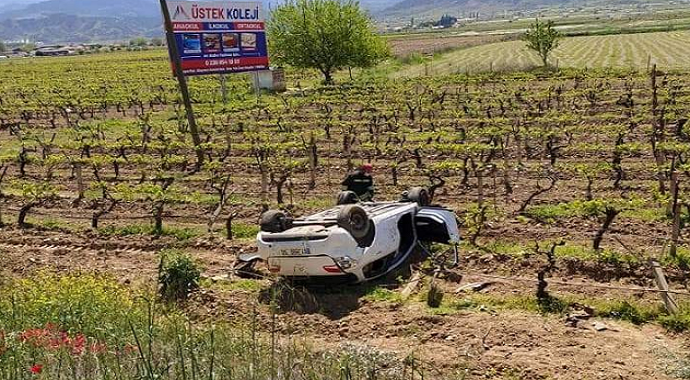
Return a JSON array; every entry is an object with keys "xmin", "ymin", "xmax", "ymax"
[
  {"xmin": 220, "ymin": 74, "xmax": 228, "ymax": 104},
  {"xmin": 252, "ymin": 71, "xmax": 261, "ymax": 104},
  {"xmin": 159, "ymin": 0, "xmax": 204, "ymax": 169}
]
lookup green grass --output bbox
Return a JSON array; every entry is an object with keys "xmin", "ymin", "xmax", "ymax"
[
  {"xmin": 25, "ymin": 217, "xmax": 84, "ymax": 233},
  {"xmin": 661, "ymin": 247, "xmax": 690, "ymax": 269},
  {"xmin": 659, "ymin": 305, "xmax": 690, "ymax": 332},
  {"xmin": 300, "ymin": 196, "xmax": 338, "ymax": 210},
  {"xmin": 97, "ymin": 222, "xmax": 258, "ymax": 241},
  {"xmin": 98, "ymin": 223, "xmax": 202, "ymax": 241},
  {"xmin": 0, "ymin": 271, "xmax": 143, "ymax": 338},
  {"xmin": 621, "ymin": 206, "xmax": 668, "ymax": 222},
  {"xmin": 362, "ymin": 286, "xmax": 404, "ymax": 304},
  {"xmin": 525, "ymin": 200, "xmax": 665, "ymax": 224},
  {"xmin": 524, "ymin": 203, "xmax": 577, "ymax": 222},
  {"xmin": 0, "ymin": 272, "xmax": 432, "ymax": 380},
  {"xmin": 472, "ymin": 240, "xmax": 641, "ymax": 266},
  {"xmin": 225, "ymin": 222, "xmax": 260, "ymax": 239},
  {"xmin": 426, "ymin": 292, "xmax": 675, "ymax": 327},
  {"xmin": 393, "ymin": 31, "xmax": 690, "ymax": 77}
]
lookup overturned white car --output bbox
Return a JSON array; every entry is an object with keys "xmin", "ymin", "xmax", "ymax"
[{"xmin": 248, "ymin": 188, "xmax": 460, "ymax": 283}]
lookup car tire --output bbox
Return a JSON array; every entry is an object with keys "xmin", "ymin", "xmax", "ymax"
[
  {"xmin": 260, "ymin": 210, "xmax": 289, "ymax": 233},
  {"xmin": 337, "ymin": 190, "xmax": 359, "ymax": 205},
  {"xmin": 408, "ymin": 187, "xmax": 431, "ymax": 206},
  {"xmin": 337, "ymin": 205, "xmax": 371, "ymax": 240}
]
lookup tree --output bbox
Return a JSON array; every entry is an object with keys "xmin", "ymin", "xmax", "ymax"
[
  {"xmin": 268, "ymin": 0, "xmax": 389, "ymax": 84},
  {"xmin": 522, "ymin": 19, "xmax": 561, "ymax": 67},
  {"xmin": 129, "ymin": 37, "xmax": 148, "ymax": 47},
  {"xmin": 0, "ymin": 40, "xmax": 6, "ymax": 53},
  {"xmin": 436, "ymin": 14, "xmax": 457, "ymax": 28},
  {"xmin": 20, "ymin": 43, "xmax": 35, "ymax": 53},
  {"xmin": 150, "ymin": 37, "xmax": 164, "ymax": 47}
]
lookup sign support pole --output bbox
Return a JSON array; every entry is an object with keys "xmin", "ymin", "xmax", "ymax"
[
  {"xmin": 220, "ymin": 74, "xmax": 228, "ymax": 104},
  {"xmin": 159, "ymin": 0, "xmax": 204, "ymax": 169},
  {"xmin": 252, "ymin": 71, "xmax": 261, "ymax": 104}
]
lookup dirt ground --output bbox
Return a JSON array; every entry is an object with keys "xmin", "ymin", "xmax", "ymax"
[
  {"xmin": 1, "ymin": 225, "xmax": 688, "ymax": 379},
  {"xmin": 2, "ymin": 66, "xmax": 690, "ymax": 379}
]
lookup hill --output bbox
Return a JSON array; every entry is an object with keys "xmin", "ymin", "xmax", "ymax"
[
  {"xmin": 0, "ymin": 0, "xmax": 398, "ymax": 20},
  {"xmin": 379, "ymin": 0, "xmax": 690, "ymax": 21},
  {"xmin": 0, "ymin": 13, "xmax": 160, "ymax": 43},
  {"xmin": 0, "ymin": 0, "xmax": 399, "ymax": 43},
  {"xmin": 0, "ymin": 0, "xmax": 160, "ymax": 20}
]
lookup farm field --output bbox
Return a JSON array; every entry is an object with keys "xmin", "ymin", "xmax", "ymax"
[
  {"xmin": 392, "ymin": 31, "xmax": 690, "ymax": 77},
  {"xmin": 387, "ymin": 33, "xmax": 512, "ymax": 58},
  {"xmin": 2, "ymin": 49, "xmax": 690, "ymax": 379}
]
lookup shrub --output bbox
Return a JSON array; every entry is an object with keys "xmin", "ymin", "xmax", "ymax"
[
  {"xmin": 661, "ymin": 247, "xmax": 690, "ymax": 270},
  {"xmin": 596, "ymin": 300, "xmax": 659, "ymax": 325},
  {"xmin": 659, "ymin": 306, "xmax": 690, "ymax": 332},
  {"xmin": 158, "ymin": 250, "xmax": 202, "ymax": 301},
  {"xmin": 398, "ymin": 52, "xmax": 426, "ymax": 65}
]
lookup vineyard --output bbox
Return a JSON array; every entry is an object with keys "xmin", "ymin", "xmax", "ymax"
[
  {"xmin": 393, "ymin": 31, "xmax": 690, "ymax": 77},
  {"xmin": 2, "ymin": 49, "xmax": 690, "ymax": 378}
]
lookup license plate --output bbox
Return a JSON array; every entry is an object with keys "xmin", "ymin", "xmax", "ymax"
[{"xmin": 278, "ymin": 248, "xmax": 308, "ymax": 256}]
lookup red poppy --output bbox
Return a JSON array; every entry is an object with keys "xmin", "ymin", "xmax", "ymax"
[
  {"xmin": 71, "ymin": 334, "xmax": 86, "ymax": 356},
  {"xmin": 30, "ymin": 364, "xmax": 43, "ymax": 374},
  {"xmin": 17, "ymin": 325, "xmax": 108, "ymax": 358}
]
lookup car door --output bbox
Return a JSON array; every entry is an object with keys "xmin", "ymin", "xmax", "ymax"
[{"xmin": 415, "ymin": 207, "xmax": 461, "ymax": 244}]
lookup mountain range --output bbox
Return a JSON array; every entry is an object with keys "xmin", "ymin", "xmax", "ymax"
[
  {"xmin": 380, "ymin": 0, "xmax": 690, "ymax": 20},
  {"xmin": 0, "ymin": 0, "xmax": 686, "ymax": 44},
  {"xmin": 0, "ymin": 0, "xmax": 404, "ymax": 43}
]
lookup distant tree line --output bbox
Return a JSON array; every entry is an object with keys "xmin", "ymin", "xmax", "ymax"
[
  {"xmin": 129, "ymin": 37, "xmax": 164, "ymax": 47},
  {"xmin": 418, "ymin": 14, "xmax": 458, "ymax": 29}
]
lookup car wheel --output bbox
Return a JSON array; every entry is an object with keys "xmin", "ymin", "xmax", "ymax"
[
  {"xmin": 260, "ymin": 210, "xmax": 289, "ymax": 233},
  {"xmin": 337, "ymin": 205, "xmax": 371, "ymax": 240},
  {"xmin": 408, "ymin": 187, "xmax": 431, "ymax": 206},
  {"xmin": 336, "ymin": 190, "xmax": 359, "ymax": 205}
]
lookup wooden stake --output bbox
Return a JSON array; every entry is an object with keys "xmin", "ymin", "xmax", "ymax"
[
  {"xmin": 650, "ymin": 259, "xmax": 679, "ymax": 314},
  {"xmin": 159, "ymin": 0, "xmax": 204, "ymax": 169},
  {"xmin": 401, "ymin": 271, "xmax": 422, "ymax": 300},
  {"xmin": 670, "ymin": 171, "xmax": 681, "ymax": 257}
]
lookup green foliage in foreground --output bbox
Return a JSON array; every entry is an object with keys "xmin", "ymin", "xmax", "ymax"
[
  {"xmin": 0, "ymin": 272, "xmax": 450, "ymax": 380},
  {"xmin": 158, "ymin": 250, "xmax": 202, "ymax": 301},
  {"xmin": 423, "ymin": 291, "xmax": 690, "ymax": 332},
  {"xmin": 0, "ymin": 271, "xmax": 140, "ymax": 339}
]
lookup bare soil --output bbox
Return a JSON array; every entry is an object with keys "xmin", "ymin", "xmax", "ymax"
[{"xmin": 1, "ymin": 224, "xmax": 688, "ymax": 379}]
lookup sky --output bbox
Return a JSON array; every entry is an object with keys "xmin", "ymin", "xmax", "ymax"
[{"xmin": 0, "ymin": 0, "xmax": 41, "ymax": 9}]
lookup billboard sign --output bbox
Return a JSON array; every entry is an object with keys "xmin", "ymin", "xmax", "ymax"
[{"xmin": 167, "ymin": 1, "xmax": 269, "ymax": 76}]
